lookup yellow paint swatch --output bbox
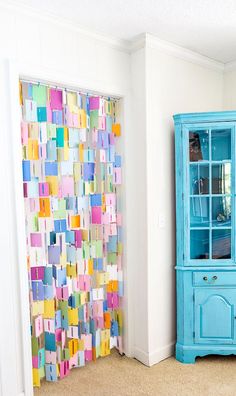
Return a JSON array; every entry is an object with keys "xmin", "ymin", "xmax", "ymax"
[
  {"xmin": 46, "ymin": 176, "xmax": 58, "ymax": 196},
  {"xmin": 68, "ymin": 339, "xmax": 78, "ymax": 357},
  {"xmin": 78, "ymin": 109, "xmax": 86, "ymax": 128},
  {"xmin": 68, "ymin": 308, "xmax": 78, "ymax": 325},
  {"xmin": 44, "ymin": 300, "xmax": 55, "ymax": 319},
  {"xmin": 28, "ymin": 139, "xmax": 39, "ymax": 160},
  {"xmin": 32, "ymin": 368, "xmax": 40, "ymax": 387},
  {"xmin": 67, "ymin": 264, "xmax": 77, "ymax": 278},
  {"xmin": 32, "ymin": 301, "xmax": 44, "ymax": 316}
]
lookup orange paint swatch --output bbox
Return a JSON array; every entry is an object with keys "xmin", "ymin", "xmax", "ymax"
[
  {"xmin": 38, "ymin": 197, "xmax": 51, "ymax": 217},
  {"xmin": 71, "ymin": 215, "xmax": 80, "ymax": 228},
  {"xmin": 112, "ymin": 123, "xmax": 121, "ymax": 137}
]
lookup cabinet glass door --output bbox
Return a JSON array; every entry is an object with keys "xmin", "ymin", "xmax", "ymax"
[{"xmin": 188, "ymin": 127, "xmax": 234, "ymax": 263}]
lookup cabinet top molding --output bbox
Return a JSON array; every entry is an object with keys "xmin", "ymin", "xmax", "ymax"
[{"xmin": 173, "ymin": 111, "xmax": 236, "ymax": 124}]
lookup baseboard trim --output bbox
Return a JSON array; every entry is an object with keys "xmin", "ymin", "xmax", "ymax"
[
  {"xmin": 133, "ymin": 346, "xmax": 150, "ymax": 366},
  {"xmin": 134, "ymin": 342, "xmax": 175, "ymax": 367}
]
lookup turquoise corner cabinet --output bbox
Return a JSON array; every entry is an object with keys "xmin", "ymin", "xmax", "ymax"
[{"xmin": 174, "ymin": 111, "xmax": 236, "ymax": 363}]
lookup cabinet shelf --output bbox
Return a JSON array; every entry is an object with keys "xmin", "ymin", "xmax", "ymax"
[
  {"xmin": 189, "ymin": 160, "xmax": 232, "ymax": 165},
  {"xmin": 190, "ymin": 226, "xmax": 232, "ymax": 230},
  {"xmin": 189, "ymin": 194, "xmax": 232, "ymax": 198}
]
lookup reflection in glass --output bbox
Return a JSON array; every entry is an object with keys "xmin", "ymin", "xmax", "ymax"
[
  {"xmin": 189, "ymin": 130, "xmax": 209, "ymax": 162},
  {"xmin": 212, "ymin": 163, "xmax": 231, "ymax": 194},
  {"xmin": 190, "ymin": 230, "xmax": 209, "ymax": 259},
  {"xmin": 190, "ymin": 164, "xmax": 209, "ymax": 195},
  {"xmin": 212, "ymin": 229, "xmax": 231, "ymax": 259},
  {"xmin": 211, "ymin": 129, "xmax": 231, "ymax": 161},
  {"xmin": 190, "ymin": 197, "xmax": 209, "ymax": 227},
  {"xmin": 212, "ymin": 197, "xmax": 231, "ymax": 227}
]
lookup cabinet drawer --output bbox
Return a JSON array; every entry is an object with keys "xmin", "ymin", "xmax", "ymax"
[{"xmin": 193, "ymin": 272, "xmax": 236, "ymax": 286}]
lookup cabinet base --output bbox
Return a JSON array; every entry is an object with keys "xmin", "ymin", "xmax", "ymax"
[{"xmin": 176, "ymin": 343, "xmax": 236, "ymax": 364}]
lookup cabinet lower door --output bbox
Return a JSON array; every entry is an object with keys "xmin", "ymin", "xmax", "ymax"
[{"xmin": 194, "ymin": 289, "xmax": 236, "ymax": 344}]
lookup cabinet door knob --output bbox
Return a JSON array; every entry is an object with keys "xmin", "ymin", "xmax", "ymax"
[
  {"xmin": 203, "ymin": 276, "xmax": 208, "ymax": 281},
  {"xmin": 212, "ymin": 275, "xmax": 218, "ymax": 280}
]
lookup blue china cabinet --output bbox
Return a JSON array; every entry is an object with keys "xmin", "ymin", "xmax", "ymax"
[{"xmin": 174, "ymin": 111, "xmax": 236, "ymax": 363}]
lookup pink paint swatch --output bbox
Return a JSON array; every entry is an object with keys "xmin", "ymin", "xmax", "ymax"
[
  {"xmin": 61, "ymin": 176, "xmax": 74, "ymax": 197},
  {"xmin": 46, "ymin": 351, "xmax": 57, "ymax": 364},
  {"xmin": 21, "ymin": 121, "xmax": 28, "ymax": 145},
  {"xmin": 46, "ymin": 101, "xmax": 52, "ymax": 123},
  {"xmin": 89, "ymin": 97, "xmax": 100, "ymax": 110},
  {"xmin": 35, "ymin": 315, "xmax": 43, "ymax": 337},
  {"xmin": 30, "ymin": 233, "xmax": 42, "ymax": 247},
  {"xmin": 74, "ymin": 230, "xmax": 82, "ymax": 248},
  {"xmin": 92, "ymin": 206, "xmax": 102, "ymax": 224},
  {"xmin": 31, "ymin": 266, "xmax": 45, "ymax": 281},
  {"xmin": 50, "ymin": 89, "xmax": 63, "ymax": 110}
]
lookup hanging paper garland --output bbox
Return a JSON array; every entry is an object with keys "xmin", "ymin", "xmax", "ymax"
[{"xmin": 20, "ymin": 81, "xmax": 123, "ymax": 387}]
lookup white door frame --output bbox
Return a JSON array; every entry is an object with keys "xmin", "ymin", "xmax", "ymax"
[{"xmin": 7, "ymin": 58, "xmax": 134, "ymax": 396}]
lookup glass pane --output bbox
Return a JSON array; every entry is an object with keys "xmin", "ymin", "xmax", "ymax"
[
  {"xmin": 190, "ymin": 197, "xmax": 209, "ymax": 227},
  {"xmin": 212, "ymin": 229, "xmax": 231, "ymax": 259},
  {"xmin": 190, "ymin": 230, "xmax": 209, "ymax": 259},
  {"xmin": 190, "ymin": 164, "xmax": 209, "ymax": 195},
  {"xmin": 189, "ymin": 130, "xmax": 209, "ymax": 162},
  {"xmin": 212, "ymin": 163, "xmax": 231, "ymax": 194},
  {"xmin": 212, "ymin": 196, "xmax": 231, "ymax": 227},
  {"xmin": 211, "ymin": 129, "xmax": 231, "ymax": 161}
]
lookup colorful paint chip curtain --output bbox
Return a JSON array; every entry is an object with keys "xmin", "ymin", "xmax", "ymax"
[{"xmin": 20, "ymin": 81, "xmax": 123, "ymax": 387}]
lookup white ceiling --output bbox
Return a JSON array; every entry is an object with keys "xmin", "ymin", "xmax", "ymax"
[{"xmin": 14, "ymin": 0, "xmax": 236, "ymax": 63}]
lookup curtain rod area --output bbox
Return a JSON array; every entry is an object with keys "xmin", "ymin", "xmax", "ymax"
[{"xmin": 19, "ymin": 78, "xmax": 121, "ymax": 102}]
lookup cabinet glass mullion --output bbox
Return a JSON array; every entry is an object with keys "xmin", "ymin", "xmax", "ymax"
[
  {"xmin": 211, "ymin": 128, "xmax": 232, "ymax": 260},
  {"xmin": 189, "ymin": 129, "xmax": 210, "ymax": 260},
  {"xmin": 232, "ymin": 128, "xmax": 234, "ymax": 260},
  {"xmin": 209, "ymin": 128, "xmax": 212, "ymax": 259}
]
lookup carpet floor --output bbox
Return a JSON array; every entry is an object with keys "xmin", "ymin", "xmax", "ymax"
[{"xmin": 34, "ymin": 351, "xmax": 236, "ymax": 396}]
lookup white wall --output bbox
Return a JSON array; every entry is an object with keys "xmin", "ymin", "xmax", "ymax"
[
  {"xmin": 130, "ymin": 48, "xmax": 149, "ymax": 358},
  {"xmin": 145, "ymin": 44, "xmax": 224, "ymax": 364},
  {"xmin": 123, "ymin": 39, "xmax": 224, "ymax": 367},
  {"xmin": 0, "ymin": 61, "xmax": 26, "ymax": 396},
  {"xmin": 223, "ymin": 69, "xmax": 236, "ymax": 109}
]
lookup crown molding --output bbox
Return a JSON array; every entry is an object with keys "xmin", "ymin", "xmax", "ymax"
[
  {"xmin": 224, "ymin": 60, "xmax": 236, "ymax": 72},
  {"xmin": 0, "ymin": 0, "xmax": 131, "ymax": 53},
  {"xmin": 1, "ymin": 1, "xmax": 235, "ymax": 72},
  {"xmin": 130, "ymin": 34, "xmax": 147, "ymax": 53},
  {"xmin": 132, "ymin": 33, "xmax": 224, "ymax": 72}
]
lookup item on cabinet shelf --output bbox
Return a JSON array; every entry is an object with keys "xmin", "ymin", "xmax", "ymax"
[
  {"xmin": 197, "ymin": 253, "xmax": 209, "ymax": 259},
  {"xmin": 212, "ymin": 237, "xmax": 231, "ymax": 259},
  {"xmin": 212, "ymin": 178, "xmax": 223, "ymax": 194},
  {"xmin": 193, "ymin": 177, "xmax": 209, "ymax": 194},
  {"xmin": 216, "ymin": 213, "xmax": 226, "ymax": 222},
  {"xmin": 189, "ymin": 132, "xmax": 203, "ymax": 162}
]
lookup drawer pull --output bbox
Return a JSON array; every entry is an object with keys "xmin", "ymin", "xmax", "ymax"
[
  {"xmin": 203, "ymin": 276, "xmax": 208, "ymax": 281},
  {"xmin": 212, "ymin": 276, "xmax": 218, "ymax": 280}
]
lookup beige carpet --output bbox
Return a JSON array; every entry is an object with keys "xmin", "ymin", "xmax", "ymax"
[{"xmin": 34, "ymin": 351, "xmax": 236, "ymax": 396}]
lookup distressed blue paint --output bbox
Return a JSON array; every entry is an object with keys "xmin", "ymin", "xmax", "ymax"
[
  {"xmin": 174, "ymin": 111, "xmax": 236, "ymax": 363},
  {"xmin": 174, "ymin": 111, "xmax": 236, "ymax": 124}
]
